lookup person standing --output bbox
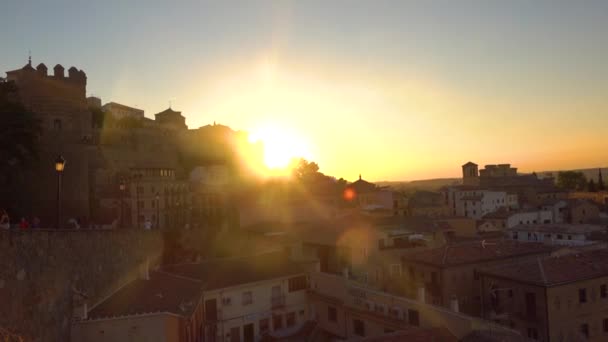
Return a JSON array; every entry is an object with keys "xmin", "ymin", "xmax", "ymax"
[
  {"xmin": 19, "ymin": 217, "xmax": 29, "ymax": 230},
  {"xmin": 32, "ymin": 216, "xmax": 41, "ymax": 229},
  {"xmin": 0, "ymin": 210, "xmax": 9, "ymax": 230}
]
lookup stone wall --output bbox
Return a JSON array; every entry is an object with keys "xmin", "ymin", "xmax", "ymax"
[{"xmin": 0, "ymin": 229, "xmax": 162, "ymax": 341}]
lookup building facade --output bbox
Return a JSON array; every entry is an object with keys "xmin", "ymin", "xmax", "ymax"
[{"xmin": 479, "ymin": 249, "xmax": 608, "ymax": 342}]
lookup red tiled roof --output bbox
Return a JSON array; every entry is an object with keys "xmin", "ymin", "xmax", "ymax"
[
  {"xmin": 479, "ymin": 249, "xmax": 608, "ymax": 286},
  {"xmin": 162, "ymin": 251, "xmax": 310, "ymax": 290},
  {"xmin": 402, "ymin": 240, "xmax": 554, "ymax": 268},
  {"xmin": 355, "ymin": 327, "xmax": 457, "ymax": 342},
  {"xmin": 88, "ymin": 271, "xmax": 202, "ymax": 319}
]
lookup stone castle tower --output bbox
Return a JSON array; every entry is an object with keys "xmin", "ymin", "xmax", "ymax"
[
  {"xmin": 4, "ymin": 59, "xmax": 94, "ymax": 224},
  {"xmin": 462, "ymin": 161, "xmax": 480, "ymax": 186},
  {"xmin": 5, "ymin": 58, "xmax": 91, "ymax": 140}
]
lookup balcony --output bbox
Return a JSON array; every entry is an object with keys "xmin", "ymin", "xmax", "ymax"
[{"xmin": 271, "ymin": 295, "xmax": 286, "ymax": 309}]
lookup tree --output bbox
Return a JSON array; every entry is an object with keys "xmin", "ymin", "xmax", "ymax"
[
  {"xmin": 598, "ymin": 169, "xmax": 605, "ymax": 191},
  {"xmin": 291, "ymin": 158, "xmax": 320, "ymax": 180},
  {"xmin": 556, "ymin": 171, "xmax": 587, "ymax": 191},
  {"xmin": 0, "ymin": 81, "xmax": 42, "ymax": 215},
  {"xmin": 588, "ymin": 179, "xmax": 597, "ymax": 192}
]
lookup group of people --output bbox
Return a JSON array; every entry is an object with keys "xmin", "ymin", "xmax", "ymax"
[{"xmin": 1, "ymin": 210, "xmax": 42, "ymax": 230}]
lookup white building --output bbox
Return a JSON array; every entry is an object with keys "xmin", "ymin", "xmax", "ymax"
[
  {"xmin": 441, "ymin": 186, "xmax": 517, "ymax": 219},
  {"xmin": 507, "ymin": 224, "xmax": 605, "ymax": 246},
  {"xmin": 506, "ymin": 210, "xmax": 553, "ymax": 228},
  {"xmin": 459, "ymin": 190, "xmax": 511, "ymax": 220},
  {"xmin": 102, "ymin": 101, "xmax": 145, "ymax": 120},
  {"xmin": 163, "ymin": 252, "xmax": 317, "ymax": 342}
]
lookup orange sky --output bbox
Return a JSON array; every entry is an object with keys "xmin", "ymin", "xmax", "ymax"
[{"xmin": 4, "ymin": 1, "xmax": 608, "ymax": 181}]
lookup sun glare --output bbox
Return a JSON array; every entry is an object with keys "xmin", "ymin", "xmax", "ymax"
[{"xmin": 248, "ymin": 125, "xmax": 313, "ymax": 171}]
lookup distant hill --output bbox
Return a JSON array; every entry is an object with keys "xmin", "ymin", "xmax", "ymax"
[
  {"xmin": 537, "ymin": 167, "xmax": 608, "ymax": 182},
  {"xmin": 377, "ymin": 178, "xmax": 461, "ymax": 192},
  {"xmin": 377, "ymin": 167, "xmax": 608, "ymax": 193}
]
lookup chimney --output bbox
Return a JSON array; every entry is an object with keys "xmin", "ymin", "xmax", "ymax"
[
  {"xmin": 417, "ymin": 286, "xmax": 425, "ymax": 303},
  {"xmin": 450, "ymin": 296, "xmax": 459, "ymax": 313}
]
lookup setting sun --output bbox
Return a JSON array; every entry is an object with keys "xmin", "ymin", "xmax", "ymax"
[{"xmin": 248, "ymin": 124, "xmax": 313, "ymax": 171}]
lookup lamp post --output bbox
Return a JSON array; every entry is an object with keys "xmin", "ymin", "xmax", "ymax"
[
  {"xmin": 155, "ymin": 192, "xmax": 160, "ymax": 229},
  {"xmin": 54, "ymin": 155, "xmax": 66, "ymax": 229},
  {"xmin": 119, "ymin": 179, "xmax": 126, "ymax": 229}
]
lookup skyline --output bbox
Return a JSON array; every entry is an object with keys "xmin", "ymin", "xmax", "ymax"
[{"xmin": 2, "ymin": 1, "xmax": 608, "ymax": 181}]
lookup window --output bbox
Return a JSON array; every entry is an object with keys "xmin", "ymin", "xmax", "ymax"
[
  {"xmin": 259, "ymin": 319, "xmax": 269, "ymax": 333},
  {"xmin": 601, "ymin": 284, "xmax": 607, "ymax": 298},
  {"xmin": 242, "ymin": 291, "xmax": 253, "ymax": 305},
  {"xmin": 353, "ymin": 319, "xmax": 365, "ymax": 337},
  {"xmin": 222, "ymin": 297, "xmax": 231, "ymax": 306},
  {"xmin": 408, "ymin": 309, "xmax": 419, "ymax": 326},
  {"xmin": 273, "ymin": 315, "xmax": 283, "ymax": 330},
  {"xmin": 288, "ymin": 276, "xmax": 307, "ymax": 292},
  {"xmin": 557, "ymin": 234, "xmax": 563, "ymax": 240},
  {"xmin": 513, "ymin": 232, "xmax": 518, "ymax": 240},
  {"xmin": 409, "ymin": 267, "xmax": 415, "ymax": 279},
  {"xmin": 567, "ymin": 235, "xmax": 572, "ymax": 240},
  {"xmin": 431, "ymin": 272, "xmax": 438, "ymax": 284},
  {"xmin": 286, "ymin": 312, "xmax": 296, "ymax": 327},
  {"xmin": 580, "ymin": 323, "xmax": 589, "ymax": 338},
  {"xmin": 527, "ymin": 328, "xmax": 538, "ymax": 340},
  {"xmin": 138, "ymin": 201, "xmax": 144, "ymax": 209},
  {"xmin": 328, "ymin": 306, "xmax": 337, "ymax": 322},
  {"xmin": 390, "ymin": 264, "xmax": 401, "ymax": 277},
  {"xmin": 579, "ymin": 288, "xmax": 587, "ymax": 303},
  {"xmin": 137, "ymin": 186, "xmax": 144, "ymax": 194},
  {"xmin": 53, "ymin": 119, "xmax": 62, "ymax": 130},
  {"xmin": 525, "ymin": 293, "xmax": 536, "ymax": 317},
  {"xmin": 604, "ymin": 318, "xmax": 608, "ymax": 333}
]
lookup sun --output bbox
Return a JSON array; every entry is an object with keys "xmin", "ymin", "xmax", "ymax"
[{"xmin": 248, "ymin": 124, "xmax": 312, "ymax": 171}]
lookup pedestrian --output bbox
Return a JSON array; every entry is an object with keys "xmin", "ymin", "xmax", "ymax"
[
  {"xmin": 19, "ymin": 217, "xmax": 29, "ymax": 230},
  {"xmin": 144, "ymin": 219, "xmax": 152, "ymax": 230},
  {"xmin": 0, "ymin": 209, "xmax": 9, "ymax": 230},
  {"xmin": 32, "ymin": 216, "xmax": 41, "ymax": 229}
]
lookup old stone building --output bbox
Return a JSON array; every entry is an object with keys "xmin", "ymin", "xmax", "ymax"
[
  {"xmin": 478, "ymin": 249, "xmax": 608, "ymax": 341},
  {"xmin": 5, "ymin": 59, "xmax": 95, "ymax": 224},
  {"xmin": 400, "ymin": 240, "xmax": 555, "ymax": 316}
]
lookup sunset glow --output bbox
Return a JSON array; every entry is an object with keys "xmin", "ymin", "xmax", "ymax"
[{"xmin": 248, "ymin": 124, "xmax": 313, "ymax": 171}]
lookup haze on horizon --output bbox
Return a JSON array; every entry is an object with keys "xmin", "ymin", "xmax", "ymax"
[{"xmin": 2, "ymin": 0, "xmax": 608, "ymax": 182}]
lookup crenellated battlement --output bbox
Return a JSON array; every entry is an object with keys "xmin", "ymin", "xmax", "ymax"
[{"xmin": 6, "ymin": 59, "xmax": 87, "ymax": 87}]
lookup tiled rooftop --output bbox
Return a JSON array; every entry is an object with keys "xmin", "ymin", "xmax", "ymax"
[
  {"xmin": 353, "ymin": 327, "xmax": 457, "ymax": 342},
  {"xmin": 402, "ymin": 240, "xmax": 554, "ymax": 267},
  {"xmin": 479, "ymin": 248, "xmax": 608, "ymax": 286},
  {"xmin": 87, "ymin": 271, "xmax": 202, "ymax": 320},
  {"xmin": 162, "ymin": 251, "xmax": 310, "ymax": 290}
]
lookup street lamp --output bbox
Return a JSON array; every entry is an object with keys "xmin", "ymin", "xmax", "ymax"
[
  {"xmin": 54, "ymin": 155, "xmax": 66, "ymax": 229},
  {"xmin": 119, "ymin": 179, "xmax": 126, "ymax": 229}
]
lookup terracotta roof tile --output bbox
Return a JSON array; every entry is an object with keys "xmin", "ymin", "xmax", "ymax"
[
  {"xmin": 479, "ymin": 249, "xmax": 608, "ymax": 286},
  {"xmin": 402, "ymin": 240, "xmax": 554, "ymax": 267},
  {"xmin": 162, "ymin": 251, "xmax": 309, "ymax": 290},
  {"xmin": 88, "ymin": 271, "xmax": 202, "ymax": 319}
]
